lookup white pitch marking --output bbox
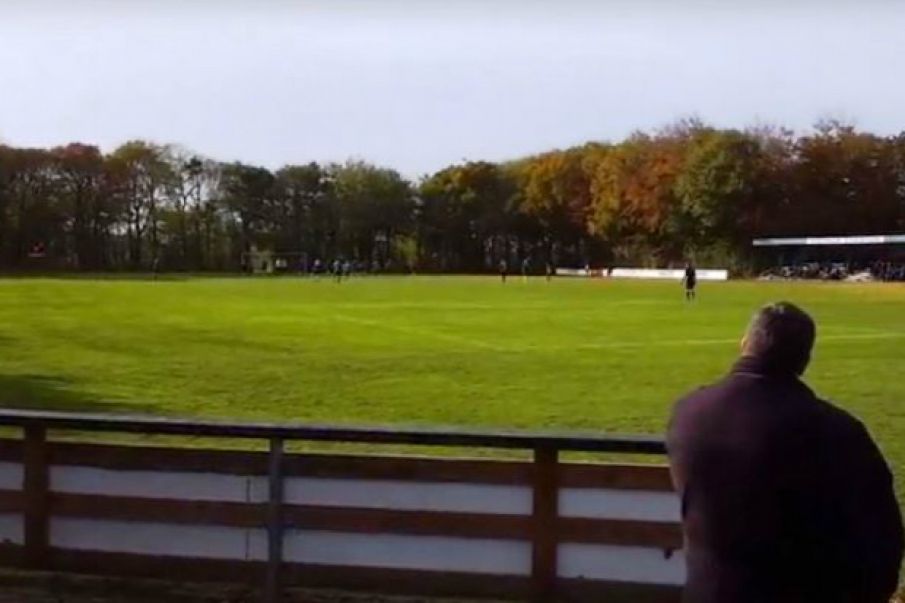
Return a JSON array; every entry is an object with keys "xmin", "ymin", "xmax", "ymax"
[
  {"xmin": 331, "ymin": 313, "xmax": 905, "ymax": 354},
  {"xmin": 571, "ymin": 331, "xmax": 905, "ymax": 351},
  {"xmin": 332, "ymin": 314, "xmax": 510, "ymax": 352}
]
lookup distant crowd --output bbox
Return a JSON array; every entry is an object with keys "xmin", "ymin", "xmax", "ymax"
[
  {"xmin": 759, "ymin": 261, "xmax": 905, "ymax": 282},
  {"xmin": 872, "ymin": 261, "xmax": 905, "ymax": 281},
  {"xmin": 244, "ymin": 256, "xmax": 414, "ymax": 279},
  {"xmin": 309, "ymin": 258, "xmax": 388, "ymax": 278}
]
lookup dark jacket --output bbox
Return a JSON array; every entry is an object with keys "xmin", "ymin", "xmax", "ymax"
[{"xmin": 667, "ymin": 355, "xmax": 903, "ymax": 603}]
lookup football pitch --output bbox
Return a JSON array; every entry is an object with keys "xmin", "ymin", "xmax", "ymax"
[{"xmin": 1, "ymin": 276, "xmax": 904, "ymax": 472}]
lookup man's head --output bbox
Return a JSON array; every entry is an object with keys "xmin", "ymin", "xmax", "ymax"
[{"xmin": 741, "ymin": 302, "xmax": 817, "ymax": 376}]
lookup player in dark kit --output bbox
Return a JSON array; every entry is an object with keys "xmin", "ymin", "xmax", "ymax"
[
  {"xmin": 683, "ymin": 262, "xmax": 697, "ymax": 301},
  {"xmin": 499, "ymin": 259, "xmax": 508, "ymax": 283}
]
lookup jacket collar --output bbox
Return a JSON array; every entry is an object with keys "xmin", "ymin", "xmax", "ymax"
[{"xmin": 731, "ymin": 354, "xmax": 803, "ymax": 382}]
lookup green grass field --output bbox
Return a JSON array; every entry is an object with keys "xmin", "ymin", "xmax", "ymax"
[{"xmin": 1, "ymin": 276, "xmax": 904, "ymax": 472}]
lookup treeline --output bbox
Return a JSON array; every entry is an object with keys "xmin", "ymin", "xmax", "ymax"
[{"xmin": 2, "ymin": 119, "xmax": 904, "ymax": 273}]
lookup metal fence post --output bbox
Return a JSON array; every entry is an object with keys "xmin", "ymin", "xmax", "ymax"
[
  {"xmin": 264, "ymin": 437, "xmax": 284, "ymax": 603},
  {"xmin": 532, "ymin": 446, "xmax": 559, "ymax": 601}
]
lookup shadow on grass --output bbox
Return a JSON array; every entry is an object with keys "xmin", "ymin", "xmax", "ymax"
[{"xmin": 0, "ymin": 373, "xmax": 159, "ymax": 415}]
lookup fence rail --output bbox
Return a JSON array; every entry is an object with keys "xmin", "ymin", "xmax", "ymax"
[
  {"xmin": 0, "ymin": 409, "xmax": 667, "ymax": 453},
  {"xmin": 0, "ymin": 409, "xmax": 679, "ymax": 603}
]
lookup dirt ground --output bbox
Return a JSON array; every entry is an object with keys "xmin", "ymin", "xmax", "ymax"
[
  {"xmin": 0, "ymin": 570, "xmax": 900, "ymax": 603},
  {"xmin": 0, "ymin": 570, "xmax": 506, "ymax": 603},
  {"xmin": 0, "ymin": 587, "xmax": 498, "ymax": 603}
]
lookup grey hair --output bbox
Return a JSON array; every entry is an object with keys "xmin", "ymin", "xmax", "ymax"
[{"xmin": 743, "ymin": 302, "xmax": 817, "ymax": 376}]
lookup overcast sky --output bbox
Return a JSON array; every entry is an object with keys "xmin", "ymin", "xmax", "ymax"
[{"xmin": 1, "ymin": 0, "xmax": 904, "ymax": 176}]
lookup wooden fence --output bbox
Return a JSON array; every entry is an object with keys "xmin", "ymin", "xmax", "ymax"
[{"xmin": 0, "ymin": 409, "xmax": 682, "ymax": 602}]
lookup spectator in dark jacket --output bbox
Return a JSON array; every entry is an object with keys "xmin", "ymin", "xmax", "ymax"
[{"xmin": 667, "ymin": 302, "xmax": 903, "ymax": 603}]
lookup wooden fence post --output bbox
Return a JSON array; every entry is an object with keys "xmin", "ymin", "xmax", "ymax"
[
  {"xmin": 532, "ymin": 446, "xmax": 558, "ymax": 601},
  {"xmin": 264, "ymin": 437, "xmax": 285, "ymax": 603},
  {"xmin": 23, "ymin": 425, "xmax": 49, "ymax": 569}
]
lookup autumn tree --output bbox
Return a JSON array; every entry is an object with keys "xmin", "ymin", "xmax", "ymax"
[
  {"xmin": 673, "ymin": 130, "xmax": 763, "ymax": 251},
  {"xmin": 107, "ymin": 141, "xmax": 175, "ymax": 268},
  {"xmin": 218, "ymin": 162, "xmax": 277, "ymax": 262},
  {"xmin": 0, "ymin": 148, "xmax": 58, "ymax": 266},
  {"xmin": 3, "ymin": 120, "xmax": 905, "ymax": 274},
  {"xmin": 514, "ymin": 144, "xmax": 605, "ymax": 265},
  {"xmin": 588, "ymin": 132, "xmax": 690, "ymax": 264},
  {"xmin": 274, "ymin": 163, "xmax": 333, "ymax": 260},
  {"xmin": 51, "ymin": 143, "xmax": 107, "ymax": 269},
  {"xmin": 419, "ymin": 161, "xmax": 516, "ymax": 271},
  {"xmin": 791, "ymin": 121, "xmax": 900, "ymax": 236},
  {"xmin": 329, "ymin": 161, "xmax": 413, "ymax": 265}
]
